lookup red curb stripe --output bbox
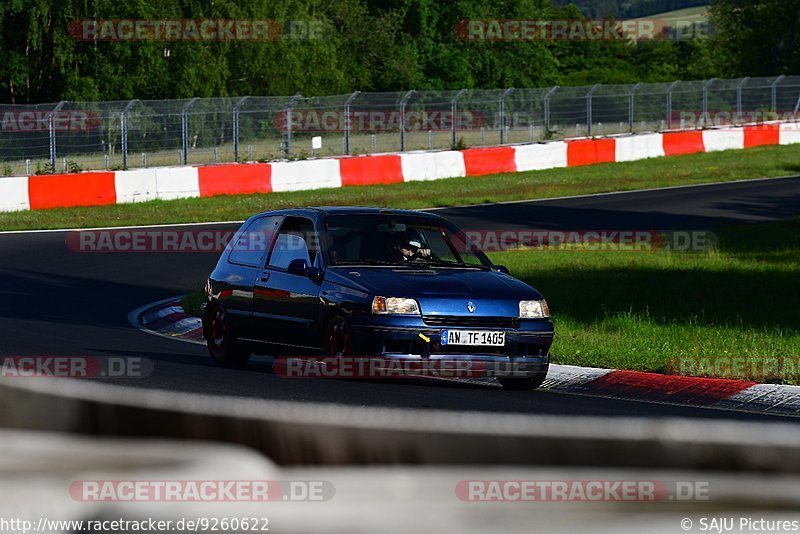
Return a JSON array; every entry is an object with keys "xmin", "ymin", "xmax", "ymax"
[
  {"xmin": 662, "ymin": 131, "xmax": 705, "ymax": 156},
  {"xmin": 197, "ymin": 163, "xmax": 272, "ymax": 197},
  {"xmin": 743, "ymin": 123, "xmax": 781, "ymax": 148},
  {"xmin": 582, "ymin": 370, "xmax": 756, "ymax": 406},
  {"xmin": 340, "ymin": 154, "xmax": 404, "ymax": 186},
  {"xmin": 462, "ymin": 147, "xmax": 517, "ymax": 176},
  {"xmin": 29, "ymin": 172, "xmax": 116, "ymax": 210},
  {"xmin": 566, "ymin": 138, "xmax": 616, "ymax": 167},
  {"xmin": 183, "ymin": 327, "xmax": 205, "ymax": 342}
]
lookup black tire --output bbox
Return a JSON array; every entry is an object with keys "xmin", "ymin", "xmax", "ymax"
[
  {"xmin": 498, "ymin": 373, "xmax": 547, "ymax": 391},
  {"xmin": 204, "ymin": 303, "xmax": 251, "ymax": 366},
  {"xmin": 322, "ymin": 314, "xmax": 352, "ymax": 357}
]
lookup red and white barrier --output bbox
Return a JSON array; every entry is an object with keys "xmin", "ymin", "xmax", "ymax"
[
  {"xmin": 1, "ymin": 121, "xmax": 796, "ymax": 213},
  {"xmin": 780, "ymin": 122, "xmax": 800, "ymax": 145},
  {"xmin": 663, "ymin": 131, "xmax": 705, "ymax": 156},
  {"xmin": 115, "ymin": 168, "xmax": 158, "ymax": 203},
  {"xmin": 400, "ymin": 151, "xmax": 466, "ymax": 182},
  {"xmin": 514, "ymin": 142, "xmax": 568, "ymax": 171},
  {"xmin": 0, "ymin": 176, "xmax": 30, "ymax": 212},
  {"xmin": 702, "ymin": 128, "xmax": 744, "ymax": 152},
  {"xmin": 615, "ymin": 133, "xmax": 664, "ymax": 162},
  {"xmin": 271, "ymin": 159, "xmax": 341, "ymax": 192},
  {"xmin": 154, "ymin": 166, "xmax": 200, "ymax": 200}
]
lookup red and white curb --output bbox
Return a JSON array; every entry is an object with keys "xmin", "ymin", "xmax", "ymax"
[
  {"xmin": 132, "ymin": 297, "xmax": 800, "ymax": 417},
  {"xmin": 128, "ymin": 296, "xmax": 204, "ymax": 345}
]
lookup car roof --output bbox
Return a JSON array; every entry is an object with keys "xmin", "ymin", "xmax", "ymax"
[{"xmin": 250, "ymin": 206, "xmax": 444, "ymax": 220}]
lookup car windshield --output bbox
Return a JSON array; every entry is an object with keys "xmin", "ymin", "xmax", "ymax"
[{"xmin": 325, "ymin": 214, "xmax": 491, "ymax": 268}]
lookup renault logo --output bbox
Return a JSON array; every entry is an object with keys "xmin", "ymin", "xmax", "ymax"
[{"xmin": 467, "ymin": 301, "xmax": 475, "ymax": 313}]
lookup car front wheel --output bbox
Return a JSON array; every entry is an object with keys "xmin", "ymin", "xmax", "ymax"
[{"xmin": 323, "ymin": 314, "xmax": 352, "ymax": 357}]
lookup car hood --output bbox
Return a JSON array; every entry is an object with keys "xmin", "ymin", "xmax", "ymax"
[{"xmin": 325, "ymin": 266, "xmax": 544, "ymax": 317}]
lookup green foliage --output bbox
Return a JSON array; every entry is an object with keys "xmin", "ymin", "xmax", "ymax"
[
  {"xmin": 67, "ymin": 160, "xmax": 83, "ymax": 173},
  {"xmin": 34, "ymin": 161, "xmax": 54, "ymax": 174},
  {"xmin": 0, "ymin": 0, "xmax": 781, "ymax": 104},
  {"xmin": 709, "ymin": 0, "xmax": 800, "ymax": 76}
]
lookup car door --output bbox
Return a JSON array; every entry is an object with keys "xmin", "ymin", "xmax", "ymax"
[
  {"xmin": 223, "ymin": 215, "xmax": 282, "ymax": 338},
  {"xmin": 252, "ymin": 216, "xmax": 323, "ymax": 351}
]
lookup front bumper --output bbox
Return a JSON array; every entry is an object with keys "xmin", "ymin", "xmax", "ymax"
[{"xmin": 350, "ymin": 316, "xmax": 553, "ymax": 378}]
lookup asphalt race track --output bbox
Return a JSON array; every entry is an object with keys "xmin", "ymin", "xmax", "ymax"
[{"xmin": 2, "ymin": 176, "xmax": 800, "ymax": 420}]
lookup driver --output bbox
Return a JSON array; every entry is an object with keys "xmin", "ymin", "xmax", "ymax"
[{"xmin": 395, "ymin": 238, "xmax": 432, "ymax": 262}]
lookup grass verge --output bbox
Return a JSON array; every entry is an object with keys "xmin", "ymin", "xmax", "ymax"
[{"xmin": 2, "ymin": 143, "xmax": 800, "ymax": 231}]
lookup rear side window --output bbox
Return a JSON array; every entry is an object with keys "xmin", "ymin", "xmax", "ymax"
[
  {"xmin": 228, "ymin": 216, "xmax": 281, "ymax": 267},
  {"xmin": 268, "ymin": 217, "xmax": 318, "ymax": 270}
]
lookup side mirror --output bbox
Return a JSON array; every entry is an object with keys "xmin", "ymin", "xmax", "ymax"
[
  {"xmin": 494, "ymin": 264, "xmax": 510, "ymax": 275},
  {"xmin": 288, "ymin": 258, "xmax": 324, "ymax": 282},
  {"xmin": 287, "ymin": 258, "xmax": 309, "ymax": 276}
]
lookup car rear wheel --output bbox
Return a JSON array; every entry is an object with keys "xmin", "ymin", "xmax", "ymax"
[
  {"xmin": 498, "ymin": 373, "xmax": 547, "ymax": 391},
  {"xmin": 323, "ymin": 314, "xmax": 352, "ymax": 357},
  {"xmin": 205, "ymin": 303, "xmax": 251, "ymax": 366}
]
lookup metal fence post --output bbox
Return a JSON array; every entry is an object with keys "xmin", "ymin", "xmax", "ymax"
[
  {"xmin": 666, "ymin": 80, "xmax": 680, "ymax": 130},
  {"xmin": 587, "ymin": 84, "xmax": 600, "ymax": 137},
  {"xmin": 399, "ymin": 90, "xmax": 415, "ymax": 152},
  {"xmin": 702, "ymin": 78, "xmax": 718, "ymax": 126},
  {"xmin": 181, "ymin": 97, "xmax": 198, "ymax": 165},
  {"xmin": 451, "ymin": 89, "xmax": 467, "ymax": 147},
  {"xmin": 771, "ymin": 75, "xmax": 786, "ymax": 111},
  {"xmin": 629, "ymin": 83, "xmax": 642, "ymax": 133},
  {"xmin": 343, "ymin": 91, "xmax": 361, "ymax": 155},
  {"xmin": 498, "ymin": 88, "xmax": 514, "ymax": 144},
  {"xmin": 232, "ymin": 96, "xmax": 249, "ymax": 162},
  {"xmin": 121, "ymin": 99, "xmax": 138, "ymax": 169},
  {"xmin": 283, "ymin": 93, "xmax": 302, "ymax": 159},
  {"xmin": 544, "ymin": 86, "xmax": 559, "ymax": 134},
  {"xmin": 48, "ymin": 101, "xmax": 67, "ymax": 169},
  {"xmin": 735, "ymin": 77, "xmax": 750, "ymax": 116}
]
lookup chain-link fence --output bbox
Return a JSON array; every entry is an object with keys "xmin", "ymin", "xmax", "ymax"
[{"xmin": 1, "ymin": 75, "xmax": 799, "ymax": 176}]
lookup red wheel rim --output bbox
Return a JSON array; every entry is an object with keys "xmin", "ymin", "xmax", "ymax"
[
  {"xmin": 325, "ymin": 316, "xmax": 351, "ymax": 357},
  {"xmin": 209, "ymin": 307, "xmax": 228, "ymax": 356}
]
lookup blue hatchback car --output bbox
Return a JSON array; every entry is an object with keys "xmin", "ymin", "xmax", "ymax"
[{"xmin": 202, "ymin": 207, "xmax": 554, "ymax": 390}]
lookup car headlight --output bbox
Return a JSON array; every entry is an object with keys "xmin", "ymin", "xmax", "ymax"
[
  {"xmin": 372, "ymin": 296, "xmax": 421, "ymax": 315},
  {"xmin": 519, "ymin": 299, "xmax": 550, "ymax": 318}
]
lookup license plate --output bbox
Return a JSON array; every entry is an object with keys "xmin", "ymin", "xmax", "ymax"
[{"xmin": 440, "ymin": 329, "xmax": 505, "ymax": 347}]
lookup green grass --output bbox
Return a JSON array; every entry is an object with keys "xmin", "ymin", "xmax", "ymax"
[
  {"xmin": 491, "ymin": 219, "xmax": 800, "ymax": 383},
  {"xmin": 2, "ymin": 143, "xmax": 800, "ymax": 231}
]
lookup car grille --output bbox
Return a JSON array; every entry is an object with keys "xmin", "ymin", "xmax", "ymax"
[{"xmin": 422, "ymin": 315, "xmax": 520, "ymax": 329}]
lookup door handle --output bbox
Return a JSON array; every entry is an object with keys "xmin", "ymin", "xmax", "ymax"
[{"xmin": 259, "ymin": 273, "xmax": 270, "ymax": 283}]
